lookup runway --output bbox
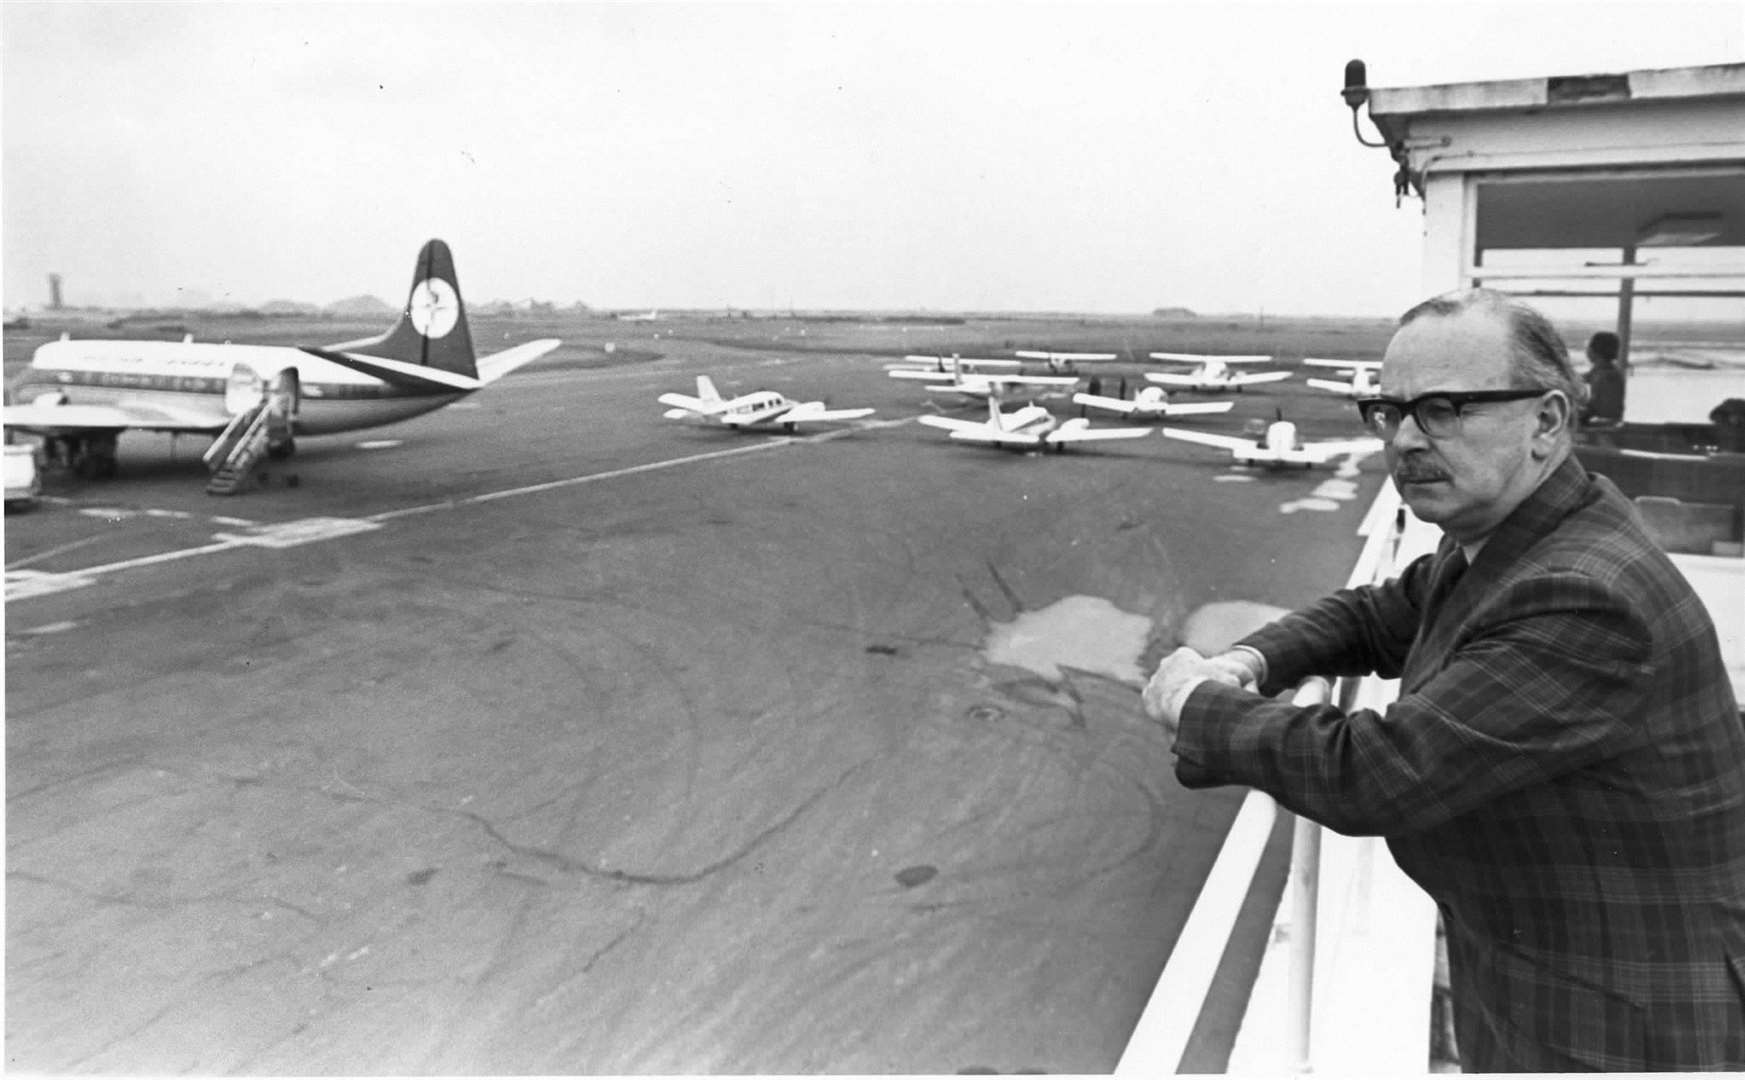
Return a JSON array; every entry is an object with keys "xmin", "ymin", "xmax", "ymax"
[{"xmin": 5, "ymin": 326, "xmax": 1389, "ymax": 1073}]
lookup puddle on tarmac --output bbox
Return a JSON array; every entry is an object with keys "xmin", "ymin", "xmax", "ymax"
[{"xmin": 984, "ymin": 595, "xmax": 1152, "ymax": 685}]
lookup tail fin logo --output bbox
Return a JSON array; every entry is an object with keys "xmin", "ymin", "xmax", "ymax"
[{"xmin": 409, "ymin": 278, "xmax": 460, "ymax": 339}]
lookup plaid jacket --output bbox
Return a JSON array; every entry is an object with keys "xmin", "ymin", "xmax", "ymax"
[{"xmin": 1173, "ymin": 455, "xmax": 1745, "ymax": 1071}]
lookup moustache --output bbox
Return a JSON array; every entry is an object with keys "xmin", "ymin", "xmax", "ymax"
[{"xmin": 1391, "ymin": 451, "xmax": 1449, "ymax": 485}]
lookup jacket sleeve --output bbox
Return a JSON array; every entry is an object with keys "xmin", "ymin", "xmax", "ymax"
[
  {"xmin": 1236, "ymin": 553, "xmax": 1437, "ymax": 696},
  {"xmin": 1172, "ymin": 570, "xmax": 1655, "ymax": 837}
]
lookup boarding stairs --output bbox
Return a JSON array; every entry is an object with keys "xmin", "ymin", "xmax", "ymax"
[{"xmin": 203, "ymin": 401, "xmax": 274, "ymax": 495}]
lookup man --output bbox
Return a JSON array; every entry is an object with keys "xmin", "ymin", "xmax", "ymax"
[
  {"xmin": 1143, "ymin": 289, "xmax": 1745, "ymax": 1071},
  {"xmin": 1581, "ymin": 329, "xmax": 1625, "ymax": 424}
]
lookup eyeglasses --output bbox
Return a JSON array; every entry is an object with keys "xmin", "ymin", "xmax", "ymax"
[{"xmin": 1355, "ymin": 388, "xmax": 1550, "ymax": 439}]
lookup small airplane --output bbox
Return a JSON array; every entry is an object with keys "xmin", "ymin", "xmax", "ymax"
[
  {"xmin": 886, "ymin": 353, "xmax": 1023, "ymax": 374},
  {"xmin": 1143, "ymin": 353, "xmax": 1292, "ymax": 392},
  {"xmin": 3, "ymin": 239, "xmax": 560, "ymax": 479},
  {"xmin": 1014, "ymin": 349, "xmax": 1119, "ymax": 374},
  {"xmin": 1159, "ymin": 414, "xmax": 1381, "ymax": 468},
  {"xmin": 618, "ymin": 308, "xmax": 661, "ymax": 322},
  {"xmin": 918, "ymin": 392, "xmax": 1151, "ymax": 452},
  {"xmin": 1302, "ymin": 357, "xmax": 1383, "ymax": 398},
  {"xmin": 659, "ymin": 375, "xmax": 875, "ymax": 432},
  {"xmin": 889, "ymin": 365, "xmax": 1080, "ymax": 401},
  {"xmin": 1072, "ymin": 385, "xmax": 1235, "ymax": 421}
]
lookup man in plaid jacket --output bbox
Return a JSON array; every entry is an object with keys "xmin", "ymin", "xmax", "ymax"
[{"xmin": 1144, "ymin": 289, "xmax": 1745, "ymax": 1071}]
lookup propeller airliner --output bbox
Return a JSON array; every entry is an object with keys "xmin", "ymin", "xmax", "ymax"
[{"xmin": 2, "ymin": 239, "xmax": 560, "ymax": 479}]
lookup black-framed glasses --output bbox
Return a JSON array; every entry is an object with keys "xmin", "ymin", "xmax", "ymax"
[{"xmin": 1355, "ymin": 388, "xmax": 1550, "ymax": 439}]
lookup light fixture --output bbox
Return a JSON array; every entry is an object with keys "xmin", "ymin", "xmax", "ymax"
[{"xmin": 1637, "ymin": 213, "xmax": 1724, "ymax": 247}]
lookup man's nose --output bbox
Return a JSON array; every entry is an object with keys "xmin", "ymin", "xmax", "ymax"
[{"xmin": 1391, "ymin": 411, "xmax": 1433, "ymax": 451}]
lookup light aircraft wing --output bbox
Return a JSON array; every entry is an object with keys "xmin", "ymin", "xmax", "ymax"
[
  {"xmin": 1148, "ymin": 352, "xmax": 1274, "ymax": 364},
  {"xmin": 299, "ymin": 346, "xmax": 483, "ymax": 393},
  {"xmin": 1301, "ymin": 437, "xmax": 1384, "ymax": 460},
  {"xmin": 1143, "ymin": 372, "xmax": 1203, "ymax": 387},
  {"xmin": 916, "ymin": 415, "xmax": 989, "ymax": 434},
  {"xmin": 1165, "ymin": 401, "xmax": 1236, "ymax": 416},
  {"xmin": 889, "ymin": 369, "xmax": 949, "ymax": 381},
  {"xmin": 475, "ymin": 338, "xmax": 562, "ymax": 384},
  {"xmin": 1159, "ymin": 427, "xmax": 1259, "ymax": 453},
  {"xmin": 1071, "ymin": 392, "xmax": 1138, "ymax": 415},
  {"xmin": 948, "ymin": 429, "xmax": 1043, "ymax": 447},
  {"xmin": 1044, "ymin": 419, "xmax": 1151, "ymax": 444},
  {"xmin": 3, "ymin": 399, "xmax": 227, "ymax": 434},
  {"xmin": 1016, "ymin": 350, "xmax": 1118, "ymax": 362},
  {"xmin": 1306, "ymin": 378, "xmax": 1359, "ymax": 395},
  {"xmin": 1303, "ymin": 357, "xmax": 1381, "ymax": 371},
  {"xmin": 987, "ymin": 374, "xmax": 1081, "ymax": 387},
  {"xmin": 777, "ymin": 403, "xmax": 876, "ymax": 423},
  {"xmin": 1226, "ymin": 371, "xmax": 1292, "ymax": 386}
]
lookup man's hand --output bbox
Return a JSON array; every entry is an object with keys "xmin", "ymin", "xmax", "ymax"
[{"xmin": 1142, "ymin": 646, "xmax": 1254, "ymax": 739}]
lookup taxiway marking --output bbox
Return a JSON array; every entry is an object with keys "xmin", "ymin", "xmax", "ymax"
[{"xmin": 6, "ymin": 433, "xmax": 888, "ymax": 600}]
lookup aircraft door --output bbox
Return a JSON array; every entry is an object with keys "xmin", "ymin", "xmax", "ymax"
[
  {"xmin": 266, "ymin": 369, "xmax": 299, "ymax": 458},
  {"xmin": 223, "ymin": 363, "xmax": 266, "ymax": 416}
]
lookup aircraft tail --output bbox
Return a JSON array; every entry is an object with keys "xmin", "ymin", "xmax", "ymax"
[
  {"xmin": 340, "ymin": 239, "xmax": 478, "ymax": 379},
  {"xmin": 697, "ymin": 376, "xmax": 722, "ymax": 404}
]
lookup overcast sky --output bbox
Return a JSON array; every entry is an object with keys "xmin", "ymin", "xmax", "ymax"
[{"xmin": 3, "ymin": 1, "xmax": 1740, "ymax": 316}]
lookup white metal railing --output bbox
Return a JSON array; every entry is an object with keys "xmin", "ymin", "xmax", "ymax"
[{"xmin": 1118, "ymin": 481, "xmax": 1442, "ymax": 1075}]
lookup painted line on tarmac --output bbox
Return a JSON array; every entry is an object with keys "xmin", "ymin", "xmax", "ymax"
[
  {"xmin": 4, "ymin": 438, "xmax": 828, "ymax": 600},
  {"xmin": 367, "ymin": 439, "xmax": 799, "ymax": 521}
]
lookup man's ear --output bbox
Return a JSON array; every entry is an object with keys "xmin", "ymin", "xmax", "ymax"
[{"xmin": 1533, "ymin": 390, "xmax": 1573, "ymax": 454}]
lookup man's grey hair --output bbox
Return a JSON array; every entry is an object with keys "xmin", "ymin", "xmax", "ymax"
[{"xmin": 1399, "ymin": 288, "xmax": 1584, "ymax": 403}]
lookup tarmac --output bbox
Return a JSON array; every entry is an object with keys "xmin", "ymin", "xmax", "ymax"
[{"xmin": 4, "ymin": 328, "xmax": 1388, "ymax": 1074}]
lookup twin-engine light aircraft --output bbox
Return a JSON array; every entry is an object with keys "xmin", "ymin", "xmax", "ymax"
[
  {"xmin": 888, "ymin": 361, "xmax": 1079, "ymax": 402},
  {"xmin": 1160, "ymin": 415, "xmax": 1381, "ymax": 468},
  {"xmin": 2, "ymin": 239, "xmax": 560, "ymax": 478},
  {"xmin": 659, "ymin": 375, "xmax": 875, "ymax": 432},
  {"xmin": 1302, "ymin": 357, "xmax": 1383, "ymax": 398},
  {"xmin": 1144, "ymin": 353, "xmax": 1291, "ymax": 392},
  {"xmin": 887, "ymin": 353, "xmax": 1022, "ymax": 374},
  {"xmin": 1014, "ymin": 349, "xmax": 1119, "ymax": 374},
  {"xmin": 918, "ymin": 392, "xmax": 1151, "ymax": 452},
  {"xmin": 1072, "ymin": 385, "xmax": 1235, "ymax": 421}
]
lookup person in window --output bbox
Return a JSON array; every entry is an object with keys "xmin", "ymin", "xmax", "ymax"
[{"xmin": 1580, "ymin": 330, "xmax": 1625, "ymax": 425}]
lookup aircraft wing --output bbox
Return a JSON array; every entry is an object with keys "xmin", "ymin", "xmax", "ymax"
[
  {"xmin": 475, "ymin": 338, "xmax": 562, "ymax": 384},
  {"xmin": 1303, "ymin": 357, "xmax": 1381, "ymax": 371},
  {"xmin": 1301, "ymin": 437, "xmax": 1384, "ymax": 460},
  {"xmin": 1226, "ymin": 371, "xmax": 1292, "ymax": 386},
  {"xmin": 1071, "ymin": 392, "xmax": 1137, "ymax": 415},
  {"xmin": 1159, "ymin": 427, "xmax": 1259, "ymax": 454},
  {"xmin": 1044, "ymin": 420, "xmax": 1151, "ymax": 444},
  {"xmin": 299, "ymin": 346, "xmax": 483, "ymax": 393},
  {"xmin": 987, "ymin": 374, "xmax": 1081, "ymax": 387},
  {"xmin": 1016, "ymin": 350, "xmax": 1118, "ymax": 362},
  {"xmin": 948, "ymin": 429, "xmax": 1043, "ymax": 447},
  {"xmin": 1143, "ymin": 372, "xmax": 1202, "ymax": 387},
  {"xmin": 777, "ymin": 403, "xmax": 876, "ymax": 423},
  {"xmin": 889, "ymin": 369, "xmax": 947, "ymax": 381},
  {"xmin": 916, "ymin": 415, "xmax": 989, "ymax": 434},
  {"xmin": 1306, "ymin": 378, "xmax": 1359, "ymax": 395},
  {"xmin": 1149, "ymin": 352, "xmax": 1273, "ymax": 363},
  {"xmin": 3, "ymin": 399, "xmax": 228, "ymax": 434},
  {"xmin": 1163, "ymin": 401, "xmax": 1236, "ymax": 416}
]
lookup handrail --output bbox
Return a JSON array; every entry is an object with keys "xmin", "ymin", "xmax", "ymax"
[
  {"xmin": 1118, "ymin": 480, "xmax": 1437, "ymax": 1076},
  {"xmin": 1115, "ymin": 678, "xmax": 1331, "ymax": 1074}
]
